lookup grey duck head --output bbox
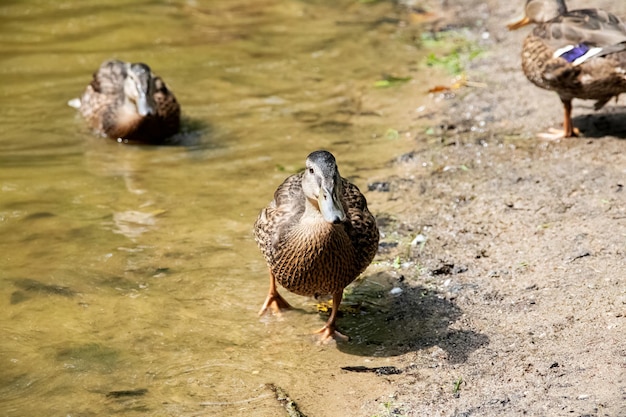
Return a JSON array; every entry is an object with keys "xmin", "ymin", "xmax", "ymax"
[
  {"xmin": 508, "ymin": 0, "xmax": 567, "ymax": 29},
  {"xmin": 123, "ymin": 62, "xmax": 157, "ymax": 116},
  {"xmin": 302, "ymin": 150, "xmax": 347, "ymax": 225}
]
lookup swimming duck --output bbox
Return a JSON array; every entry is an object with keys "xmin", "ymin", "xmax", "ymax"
[
  {"xmin": 254, "ymin": 150, "xmax": 379, "ymax": 342},
  {"xmin": 72, "ymin": 60, "xmax": 180, "ymax": 143},
  {"xmin": 508, "ymin": 0, "xmax": 626, "ymax": 138}
]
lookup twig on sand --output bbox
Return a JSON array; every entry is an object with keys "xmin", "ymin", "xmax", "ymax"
[
  {"xmin": 199, "ymin": 393, "xmax": 272, "ymax": 406},
  {"xmin": 341, "ymin": 365, "xmax": 403, "ymax": 376},
  {"xmin": 266, "ymin": 383, "xmax": 307, "ymax": 417}
]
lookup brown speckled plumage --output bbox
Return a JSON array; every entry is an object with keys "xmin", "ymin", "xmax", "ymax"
[
  {"xmin": 509, "ymin": 0, "xmax": 626, "ymax": 137},
  {"xmin": 77, "ymin": 60, "xmax": 180, "ymax": 143},
  {"xmin": 254, "ymin": 150, "xmax": 379, "ymax": 341}
]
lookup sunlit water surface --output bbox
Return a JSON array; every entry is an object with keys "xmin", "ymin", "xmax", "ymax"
[{"xmin": 0, "ymin": 0, "xmax": 443, "ymax": 415}]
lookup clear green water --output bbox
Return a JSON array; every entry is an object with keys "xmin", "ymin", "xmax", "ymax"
[{"xmin": 0, "ymin": 1, "xmax": 440, "ymax": 415}]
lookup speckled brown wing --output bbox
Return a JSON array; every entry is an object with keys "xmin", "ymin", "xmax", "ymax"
[
  {"xmin": 537, "ymin": 9, "xmax": 626, "ymax": 52},
  {"xmin": 79, "ymin": 61, "xmax": 127, "ymax": 134},
  {"xmin": 152, "ymin": 76, "xmax": 181, "ymax": 139},
  {"xmin": 254, "ymin": 172, "xmax": 305, "ymax": 265},
  {"xmin": 340, "ymin": 178, "xmax": 379, "ymax": 275},
  {"xmin": 91, "ymin": 61, "xmax": 127, "ymax": 95},
  {"xmin": 521, "ymin": 34, "xmax": 582, "ymax": 92}
]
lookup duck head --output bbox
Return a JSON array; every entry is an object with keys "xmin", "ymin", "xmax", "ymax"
[
  {"xmin": 508, "ymin": 0, "xmax": 567, "ymax": 30},
  {"xmin": 123, "ymin": 62, "xmax": 157, "ymax": 116},
  {"xmin": 302, "ymin": 150, "xmax": 347, "ymax": 224}
]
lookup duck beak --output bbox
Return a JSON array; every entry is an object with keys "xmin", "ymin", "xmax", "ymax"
[
  {"xmin": 507, "ymin": 15, "xmax": 530, "ymax": 30},
  {"xmin": 135, "ymin": 90, "xmax": 156, "ymax": 116},
  {"xmin": 318, "ymin": 185, "xmax": 346, "ymax": 224}
]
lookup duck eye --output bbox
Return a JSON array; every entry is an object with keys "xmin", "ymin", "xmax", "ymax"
[{"xmin": 308, "ymin": 168, "xmax": 314, "ymax": 174}]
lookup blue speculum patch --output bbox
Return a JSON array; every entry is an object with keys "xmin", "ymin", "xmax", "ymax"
[{"xmin": 559, "ymin": 43, "xmax": 590, "ymax": 62}]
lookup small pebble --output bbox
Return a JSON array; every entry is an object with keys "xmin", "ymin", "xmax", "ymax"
[
  {"xmin": 389, "ymin": 287, "xmax": 403, "ymax": 296},
  {"xmin": 411, "ymin": 234, "xmax": 427, "ymax": 246}
]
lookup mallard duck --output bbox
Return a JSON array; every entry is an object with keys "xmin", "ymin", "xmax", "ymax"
[
  {"xmin": 254, "ymin": 150, "xmax": 379, "ymax": 342},
  {"xmin": 71, "ymin": 60, "xmax": 180, "ymax": 143},
  {"xmin": 508, "ymin": 0, "xmax": 626, "ymax": 138}
]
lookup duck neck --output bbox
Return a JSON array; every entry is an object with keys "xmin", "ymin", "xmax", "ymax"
[
  {"xmin": 290, "ymin": 198, "xmax": 341, "ymax": 246},
  {"xmin": 121, "ymin": 96, "xmax": 139, "ymax": 116},
  {"xmin": 303, "ymin": 197, "xmax": 327, "ymax": 224}
]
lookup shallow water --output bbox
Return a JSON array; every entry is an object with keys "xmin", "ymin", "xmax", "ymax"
[{"xmin": 0, "ymin": 0, "xmax": 445, "ymax": 415}]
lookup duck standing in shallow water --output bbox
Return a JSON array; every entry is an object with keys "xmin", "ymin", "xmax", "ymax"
[
  {"xmin": 254, "ymin": 150, "xmax": 379, "ymax": 342},
  {"xmin": 71, "ymin": 60, "xmax": 180, "ymax": 143},
  {"xmin": 508, "ymin": 0, "xmax": 626, "ymax": 139}
]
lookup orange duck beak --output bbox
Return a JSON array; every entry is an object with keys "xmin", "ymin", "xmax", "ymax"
[{"xmin": 507, "ymin": 15, "xmax": 531, "ymax": 30}]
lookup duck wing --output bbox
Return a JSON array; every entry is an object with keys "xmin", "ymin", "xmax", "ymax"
[
  {"xmin": 89, "ymin": 60, "xmax": 127, "ymax": 96},
  {"xmin": 341, "ymin": 179, "xmax": 379, "ymax": 270},
  {"xmin": 538, "ymin": 9, "xmax": 626, "ymax": 62},
  {"xmin": 254, "ymin": 172, "xmax": 305, "ymax": 261}
]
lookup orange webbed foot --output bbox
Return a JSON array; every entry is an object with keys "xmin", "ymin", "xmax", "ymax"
[
  {"xmin": 314, "ymin": 324, "xmax": 349, "ymax": 344},
  {"xmin": 259, "ymin": 292, "xmax": 293, "ymax": 316},
  {"xmin": 537, "ymin": 127, "xmax": 579, "ymax": 140}
]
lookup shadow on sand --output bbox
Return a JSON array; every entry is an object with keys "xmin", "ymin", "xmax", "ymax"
[
  {"xmin": 574, "ymin": 105, "xmax": 626, "ymax": 139},
  {"xmin": 328, "ymin": 271, "xmax": 489, "ymax": 363}
]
